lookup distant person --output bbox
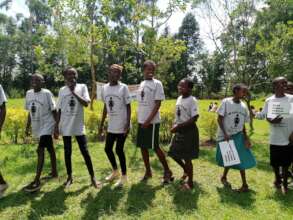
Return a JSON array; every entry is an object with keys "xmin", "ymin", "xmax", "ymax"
[
  {"xmin": 23, "ymin": 74, "xmax": 58, "ymax": 192},
  {"xmin": 99, "ymin": 64, "xmax": 131, "ymax": 188},
  {"xmin": 211, "ymin": 102, "xmax": 218, "ymax": 112},
  {"xmin": 208, "ymin": 102, "xmax": 213, "ymax": 112},
  {"xmin": 136, "ymin": 60, "xmax": 173, "ymax": 184},
  {"xmin": 215, "ymin": 84, "xmax": 256, "ymax": 192},
  {"xmin": 260, "ymin": 77, "xmax": 293, "ymax": 194},
  {"xmin": 56, "ymin": 67, "xmax": 101, "ymax": 188},
  {"xmin": 0, "ymin": 84, "xmax": 8, "ymax": 197},
  {"xmin": 169, "ymin": 78, "xmax": 199, "ymax": 190}
]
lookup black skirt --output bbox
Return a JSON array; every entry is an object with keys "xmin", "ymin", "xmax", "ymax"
[
  {"xmin": 270, "ymin": 144, "xmax": 293, "ymax": 167},
  {"xmin": 168, "ymin": 124, "xmax": 199, "ymax": 160}
]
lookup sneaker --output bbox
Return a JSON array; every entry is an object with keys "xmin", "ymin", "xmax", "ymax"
[
  {"xmin": 24, "ymin": 181, "xmax": 41, "ymax": 193},
  {"xmin": 105, "ymin": 171, "xmax": 119, "ymax": 182},
  {"xmin": 0, "ymin": 183, "xmax": 8, "ymax": 193},
  {"xmin": 114, "ymin": 175, "xmax": 127, "ymax": 188}
]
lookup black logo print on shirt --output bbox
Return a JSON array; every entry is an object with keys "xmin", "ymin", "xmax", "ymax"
[
  {"xmin": 108, "ymin": 97, "xmax": 114, "ymax": 111},
  {"xmin": 141, "ymin": 89, "xmax": 145, "ymax": 101},
  {"xmin": 177, "ymin": 107, "xmax": 181, "ymax": 119},
  {"xmin": 234, "ymin": 114, "xmax": 240, "ymax": 127},
  {"xmin": 31, "ymin": 102, "xmax": 36, "ymax": 117},
  {"xmin": 69, "ymin": 96, "xmax": 76, "ymax": 112}
]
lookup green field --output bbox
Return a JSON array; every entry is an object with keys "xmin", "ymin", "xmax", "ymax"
[{"xmin": 1, "ymin": 98, "xmax": 293, "ymax": 220}]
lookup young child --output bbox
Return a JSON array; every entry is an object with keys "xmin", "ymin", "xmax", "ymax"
[
  {"xmin": 136, "ymin": 60, "xmax": 173, "ymax": 183},
  {"xmin": 98, "ymin": 64, "xmax": 131, "ymax": 187},
  {"xmin": 216, "ymin": 84, "xmax": 256, "ymax": 192},
  {"xmin": 0, "ymin": 84, "xmax": 8, "ymax": 196},
  {"xmin": 56, "ymin": 67, "xmax": 100, "ymax": 188},
  {"xmin": 169, "ymin": 79, "xmax": 199, "ymax": 190},
  {"xmin": 24, "ymin": 74, "xmax": 58, "ymax": 192},
  {"xmin": 260, "ymin": 77, "xmax": 293, "ymax": 193}
]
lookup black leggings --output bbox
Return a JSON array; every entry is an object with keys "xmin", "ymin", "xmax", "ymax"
[
  {"xmin": 63, "ymin": 135, "xmax": 95, "ymax": 178},
  {"xmin": 105, "ymin": 133, "xmax": 127, "ymax": 175}
]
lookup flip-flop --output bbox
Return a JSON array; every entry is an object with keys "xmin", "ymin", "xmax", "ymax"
[
  {"xmin": 140, "ymin": 174, "xmax": 152, "ymax": 183},
  {"xmin": 180, "ymin": 182, "xmax": 193, "ymax": 191},
  {"xmin": 162, "ymin": 171, "xmax": 174, "ymax": 185},
  {"xmin": 234, "ymin": 185, "xmax": 249, "ymax": 193},
  {"xmin": 221, "ymin": 177, "xmax": 231, "ymax": 188}
]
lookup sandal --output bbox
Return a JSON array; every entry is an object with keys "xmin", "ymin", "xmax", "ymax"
[
  {"xmin": 221, "ymin": 177, "xmax": 231, "ymax": 188},
  {"xmin": 274, "ymin": 180, "xmax": 282, "ymax": 190},
  {"xmin": 63, "ymin": 178, "xmax": 73, "ymax": 188},
  {"xmin": 235, "ymin": 185, "xmax": 249, "ymax": 193},
  {"xmin": 140, "ymin": 173, "xmax": 152, "ymax": 183},
  {"xmin": 24, "ymin": 181, "xmax": 41, "ymax": 193},
  {"xmin": 162, "ymin": 170, "xmax": 174, "ymax": 185},
  {"xmin": 180, "ymin": 173, "xmax": 188, "ymax": 183},
  {"xmin": 180, "ymin": 182, "xmax": 193, "ymax": 191},
  {"xmin": 91, "ymin": 177, "xmax": 102, "ymax": 189}
]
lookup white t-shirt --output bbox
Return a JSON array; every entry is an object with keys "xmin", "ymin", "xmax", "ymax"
[
  {"xmin": 25, "ymin": 89, "xmax": 56, "ymax": 138},
  {"xmin": 175, "ymin": 96, "xmax": 198, "ymax": 124},
  {"xmin": 57, "ymin": 84, "xmax": 90, "ymax": 136},
  {"xmin": 262, "ymin": 94, "xmax": 293, "ymax": 146},
  {"xmin": 101, "ymin": 82, "xmax": 131, "ymax": 133},
  {"xmin": 137, "ymin": 79, "xmax": 165, "ymax": 124},
  {"xmin": 0, "ymin": 85, "xmax": 7, "ymax": 106},
  {"xmin": 216, "ymin": 97, "xmax": 250, "ymax": 141}
]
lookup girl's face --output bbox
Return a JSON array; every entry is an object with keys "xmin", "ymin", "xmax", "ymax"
[
  {"xmin": 31, "ymin": 75, "xmax": 42, "ymax": 91},
  {"xmin": 274, "ymin": 79, "xmax": 287, "ymax": 93},
  {"xmin": 178, "ymin": 80, "xmax": 190, "ymax": 96},
  {"xmin": 234, "ymin": 88, "xmax": 247, "ymax": 99},
  {"xmin": 64, "ymin": 70, "xmax": 77, "ymax": 86},
  {"xmin": 143, "ymin": 65, "xmax": 155, "ymax": 80},
  {"xmin": 108, "ymin": 68, "xmax": 121, "ymax": 83}
]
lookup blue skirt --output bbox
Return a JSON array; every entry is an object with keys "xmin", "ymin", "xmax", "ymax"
[{"xmin": 216, "ymin": 132, "xmax": 256, "ymax": 170}]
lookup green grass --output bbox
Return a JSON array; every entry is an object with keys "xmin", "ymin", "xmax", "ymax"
[{"xmin": 1, "ymin": 98, "xmax": 293, "ymax": 220}]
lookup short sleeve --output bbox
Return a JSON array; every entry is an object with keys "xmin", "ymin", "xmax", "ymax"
[
  {"xmin": 124, "ymin": 85, "xmax": 131, "ymax": 105},
  {"xmin": 154, "ymin": 81, "xmax": 165, "ymax": 101},
  {"xmin": 190, "ymin": 98, "xmax": 199, "ymax": 117},
  {"xmin": 24, "ymin": 92, "xmax": 29, "ymax": 110},
  {"xmin": 101, "ymin": 86, "xmax": 105, "ymax": 103},
  {"xmin": 0, "ymin": 85, "xmax": 7, "ymax": 106},
  {"xmin": 48, "ymin": 91, "xmax": 56, "ymax": 111},
  {"xmin": 217, "ymin": 99, "xmax": 226, "ymax": 116},
  {"xmin": 56, "ymin": 89, "xmax": 62, "ymax": 110},
  {"xmin": 82, "ymin": 84, "xmax": 91, "ymax": 102}
]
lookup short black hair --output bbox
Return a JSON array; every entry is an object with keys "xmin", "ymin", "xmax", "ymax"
[
  {"xmin": 182, "ymin": 78, "xmax": 194, "ymax": 89},
  {"xmin": 63, "ymin": 66, "xmax": 78, "ymax": 76},
  {"xmin": 32, "ymin": 73, "xmax": 44, "ymax": 82},
  {"xmin": 232, "ymin": 83, "xmax": 247, "ymax": 94},
  {"xmin": 143, "ymin": 60, "xmax": 156, "ymax": 70}
]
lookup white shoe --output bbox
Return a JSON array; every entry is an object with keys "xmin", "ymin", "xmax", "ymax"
[
  {"xmin": 114, "ymin": 175, "xmax": 127, "ymax": 188},
  {"xmin": 105, "ymin": 171, "xmax": 119, "ymax": 182},
  {"xmin": 0, "ymin": 183, "xmax": 8, "ymax": 193}
]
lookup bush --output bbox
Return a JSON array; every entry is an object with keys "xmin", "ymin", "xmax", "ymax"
[{"xmin": 200, "ymin": 112, "xmax": 218, "ymax": 141}]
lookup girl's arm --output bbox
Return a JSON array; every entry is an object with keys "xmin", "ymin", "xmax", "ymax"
[
  {"xmin": 71, "ymin": 90, "xmax": 90, "ymax": 107},
  {"xmin": 142, "ymin": 100, "xmax": 161, "ymax": 128},
  {"xmin": 171, "ymin": 115, "xmax": 198, "ymax": 133},
  {"xmin": 218, "ymin": 115, "xmax": 229, "ymax": 141},
  {"xmin": 0, "ymin": 103, "xmax": 6, "ymax": 133},
  {"xmin": 124, "ymin": 104, "xmax": 131, "ymax": 135},
  {"xmin": 98, "ymin": 104, "xmax": 107, "ymax": 135},
  {"xmin": 53, "ymin": 109, "xmax": 61, "ymax": 139},
  {"xmin": 25, "ymin": 112, "xmax": 31, "ymax": 136},
  {"xmin": 242, "ymin": 125, "xmax": 251, "ymax": 148}
]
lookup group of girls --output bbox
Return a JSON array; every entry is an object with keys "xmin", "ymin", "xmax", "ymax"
[{"xmin": 0, "ymin": 60, "xmax": 293, "ymax": 197}]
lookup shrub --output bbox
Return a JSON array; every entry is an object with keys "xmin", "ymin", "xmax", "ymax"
[{"xmin": 200, "ymin": 112, "xmax": 218, "ymax": 141}]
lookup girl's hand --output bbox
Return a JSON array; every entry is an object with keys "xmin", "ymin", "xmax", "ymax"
[
  {"xmin": 123, "ymin": 124, "xmax": 130, "ymax": 136},
  {"xmin": 170, "ymin": 125, "xmax": 178, "ymax": 133},
  {"xmin": 267, "ymin": 115, "xmax": 283, "ymax": 124},
  {"xmin": 244, "ymin": 138, "xmax": 252, "ymax": 149},
  {"xmin": 289, "ymin": 132, "xmax": 293, "ymax": 144},
  {"xmin": 142, "ymin": 121, "xmax": 150, "ymax": 129},
  {"xmin": 54, "ymin": 125, "xmax": 59, "ymax": 139},
  {"xmin": 224, "ymin": 133, "xmax": 230, "ymax": 142}
]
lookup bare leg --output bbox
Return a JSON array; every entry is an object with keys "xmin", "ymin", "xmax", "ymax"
[{"xmin": 141, "ymin": 148, "xmax": 152, "ymax": 177}]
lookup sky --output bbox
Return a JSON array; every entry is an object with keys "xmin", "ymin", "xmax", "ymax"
[{"xmin": 2, "ymin": 0, "xmax": 217, "ymax": 52}]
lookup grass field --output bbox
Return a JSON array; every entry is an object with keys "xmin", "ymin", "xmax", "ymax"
[{"xmin": 1, "ymin": 98, "xmax": 293, "ymax": 220}]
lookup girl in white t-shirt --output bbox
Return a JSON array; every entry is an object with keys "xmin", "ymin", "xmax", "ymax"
[
  {"xmin": 168, "ymin": 79, "xmax": 199, "ymax": 190},
  {"xmin": 136, "ymin": 60, "xmax": 173, "ymax": 184},
  {"xmin": 262, "ymin": 77, "xmax": 293, "ymax": 194},
  {"xmin": 99, "ymin": 64, "xmax": 131, "ymax": 188},
  {"xmin": 0, "ymin": 84, "xmax": 8, "ymax": 197},
  {"xmin": 216, "ymin": 84, "xmax": 256, "ymax": 192},
  {"xmin": 56, "ymin": 67, "xmax": 101, "ymax": 189},
  {"xmin": 23, "ymin": 74, "xmax": 58, "ymax": 193}
]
